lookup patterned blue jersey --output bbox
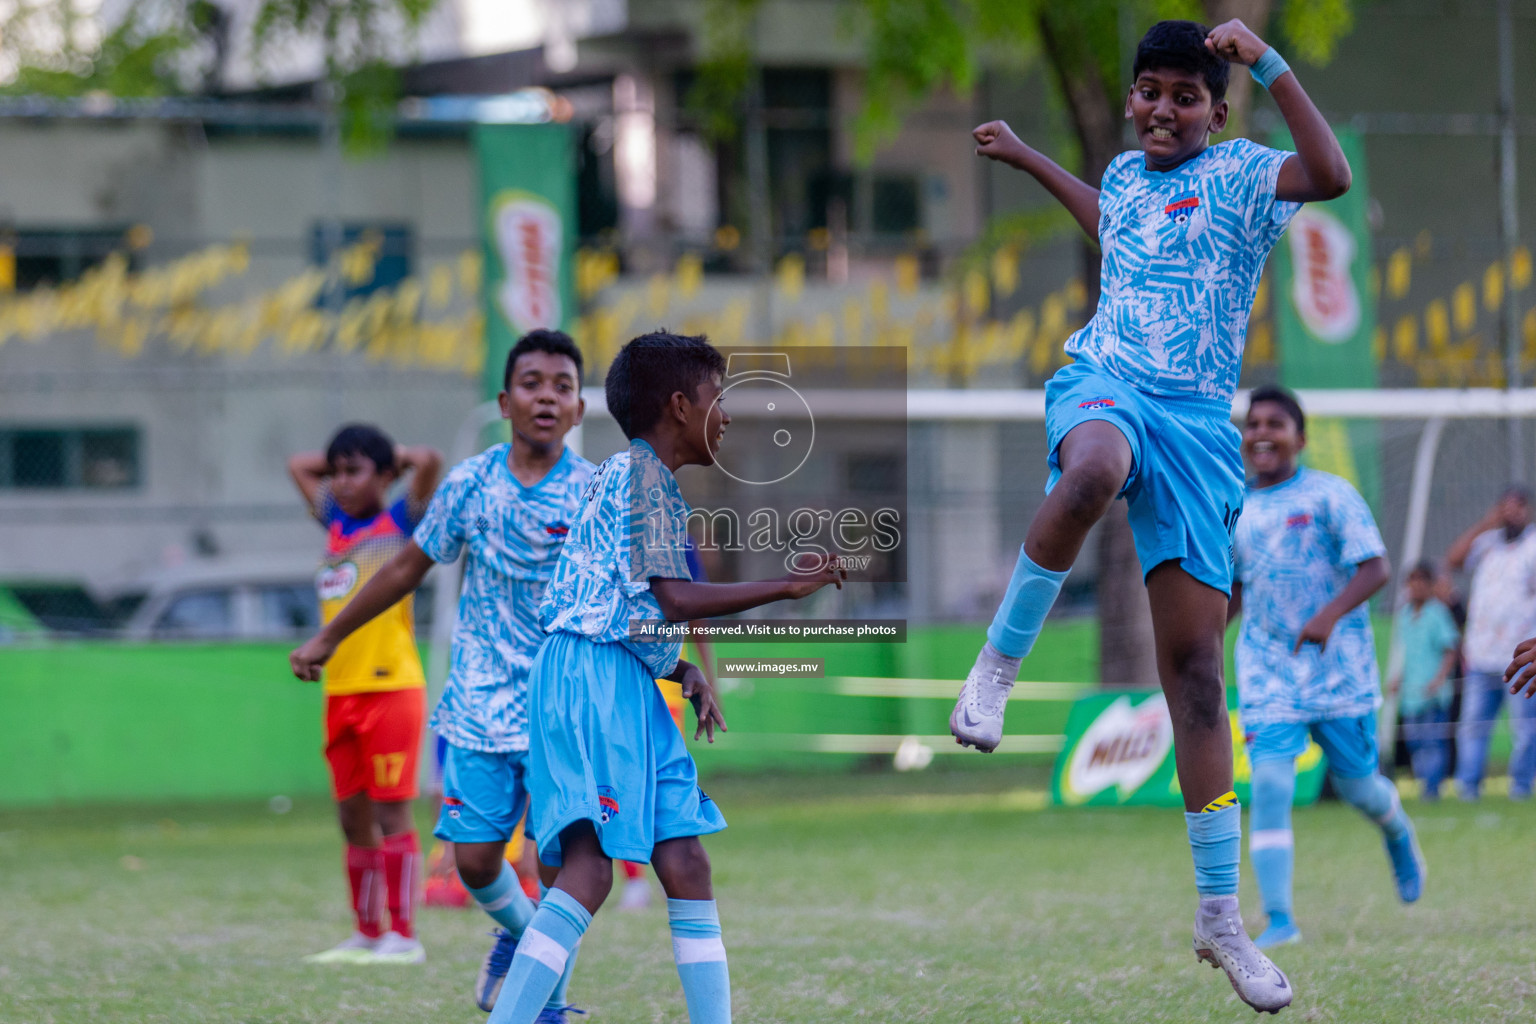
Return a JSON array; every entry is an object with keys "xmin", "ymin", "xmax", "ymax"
[
  {"xmin": 1233, "ymin": 467, "xmax": 1388, "ymax": 726},
  {"xmin": 413, "ymin": 444, "xmax": 595, "ymax": 752},
  {"xmin": 540, "ymin": 439, "xmax": 693, "ymax": 678},
  {"xmin": 1067, "ymin": 138, "xmax": 1300, "ymax": 402}
]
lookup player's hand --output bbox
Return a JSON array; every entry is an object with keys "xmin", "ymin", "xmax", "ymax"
[
  {"xmin": 973, "ymin": 120, "xmax": 1025, "ymax": 163},
  {"xmin": 1293, "ymin": 611, "xmax": 1337, "ymax": 653},
  {"xmin": 289, "ymin": 633, "xmax": 337, "ymax": 682},
  {"xmin": 1505, "ymin": 636, "xmax": 1536, "ymax": 697},
  {"xmin": 783, "ymin": 553, "xmax": 848, "ymax": 598},
  {"xmin": 679, "ymin": 662, "xmax": 727, "ymax": 742},
  {"xmin": 1204, "ymin": 19, "xmax": 1269, "ymax": 67}
]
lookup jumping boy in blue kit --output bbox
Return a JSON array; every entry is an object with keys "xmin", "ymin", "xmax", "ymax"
[
  {"xmin": 485, "ymin": 331, "xmax": 844, "ymax": 1024},
  {"xmin": 949, "ymin": 19, "xmax": 1352, "ymax": 1013},
  {"xmin": 291, "ymin": 331, "xmax": 598, "ymax": 1022},
  {"xmin": 1230, "ymin": 386, "xmax": 1424, "ymax": 950}
]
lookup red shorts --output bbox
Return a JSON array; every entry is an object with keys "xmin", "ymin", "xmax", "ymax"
[{"xmin": 323, "ymin": 688, "xmax": 425, "ymax": 802}]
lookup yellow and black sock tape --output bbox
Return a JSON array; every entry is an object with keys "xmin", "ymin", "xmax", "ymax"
[{"xmin": 1200, "ymin": 790, "xmax": 1237, "ymax": 813}]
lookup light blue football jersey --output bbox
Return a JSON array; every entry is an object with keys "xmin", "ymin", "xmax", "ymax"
[
  {"xmin": 1233, "ymin": 467, "xmax": 1388, "ymax": 726},
  {"xmin": 1067, "ymin": 138, "xmax": 1300, "ymax": 402},
  {"xmin": 413, "ymin": 444, "xmax": 595, "ymax": 752},
  {"xmin": 539, "ymin": 439, "xmax": 693, "ymax": 678}
]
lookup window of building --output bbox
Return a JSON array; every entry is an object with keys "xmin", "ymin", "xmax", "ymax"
[
  {"xmin": 846, "ymin": 453, "xmax": 905, "ymax": 495},
  {"xmin": 8, "ymin": 228, "xmax": 136, "ymax": 289},
  {"xmin": 309, "ymin": 222, "xmax": 413, "ymax": 306},
  {"xmin": 871, "ymin": 175, "xmax": 922, "ymax": 236},
  {"xmin": 255, "ymin": 584, "xmax": 320, "ymax": 637},
  {"xmin": 153, "ymin": 590, "xmax": 234, "ymax": 640},
  {"xmin": 0, "ymin": 426, "xmax": 140, "ymax": 490}
]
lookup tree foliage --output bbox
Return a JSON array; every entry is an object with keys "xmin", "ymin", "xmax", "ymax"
[{"xmin": 0, "ymin": 0, "xmax": 438, "ymax": 151}]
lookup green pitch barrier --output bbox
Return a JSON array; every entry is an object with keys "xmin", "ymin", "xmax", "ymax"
[{"xmin": 0, "ymin": 618, "xmax": 1509, "ymax": 807}]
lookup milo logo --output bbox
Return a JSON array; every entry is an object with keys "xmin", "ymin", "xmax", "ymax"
[
  {"xmin": 1286, "ymin": 206, "xmax": 1361, "ymax": 343},
  {"xmin": 1060, "ymin": 693, "xmax": 1174, "ymax": 805},
  {"xmin": 493, "ymin": 191, "xmax": 563, "ymax": 334},
  {"xmin": 316, "ymin": 562, "xmax": 358, "ymax": 601}
]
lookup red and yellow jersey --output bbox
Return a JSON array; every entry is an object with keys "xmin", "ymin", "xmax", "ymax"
[{"xmin": 314, "ymin": 484, "xmax": 427, "ymax": 696}]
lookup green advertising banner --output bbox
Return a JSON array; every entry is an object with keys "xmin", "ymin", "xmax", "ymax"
[
  {"xmin": 1050, "ymin": 690, "xmax": 1326, "ymax": 808},
  {"xmin": 476, "ymin": 123, "xmax": 578, "ymax": 400},
  {"xmin": 1271, "ymin": 127, "xmax": 1380, "ymax": 508}
]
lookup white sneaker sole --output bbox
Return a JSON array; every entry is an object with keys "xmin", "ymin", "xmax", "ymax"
[{"xmin": 302, "ymin": 948, "xmax": 376, "ymax": 965}]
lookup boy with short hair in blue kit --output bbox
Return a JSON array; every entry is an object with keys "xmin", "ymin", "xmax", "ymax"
[
  {"xmin": 1230, "ymin": 386, "xmax": 1425, "ymax": 950},
  {"xmin": 291, "ymin": 330, "xmax": 595, "ymax": 1021},
  {"xmin": 1388, "ymin": 561, "xmax": 1461, "ymax": 801},
  {"xmin": 486, "ymin": 331, "xmax": 844, "ymax": 1024},
  {"xmin": 951, "ymin": 19, "xmax": 1352, "ymax": 1013}
]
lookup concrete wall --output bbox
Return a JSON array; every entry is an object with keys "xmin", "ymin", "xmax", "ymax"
[{"xmin": 0, "ymin": 123, "xmax": 483, "ymax": 592}]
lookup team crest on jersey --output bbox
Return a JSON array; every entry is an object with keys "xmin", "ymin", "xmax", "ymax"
[
  {"xmin": 1164, "ymin": 194, "xmax": 1200, "ymax": 224},
  {"xmin": 544, "ymin": 521, "xmax": 570, "ymax": 537},
  {"xmin": 597, "ymin": 786, "xmax": 620, "ymax": 823},
  {"xmin": 1286, "ymin": 513, "xmax": 1312, "ymax": 529},
  {"xmin": 443, "ymin": 795, "xmax": 464, "ymax": 820},
  {"xmin": 316, "ymin": 561, "xmax": 358, "ymax": 601},
  {"xmin": 1078, "ymin": 397, "xmax": 1116, "ymax": 410}
]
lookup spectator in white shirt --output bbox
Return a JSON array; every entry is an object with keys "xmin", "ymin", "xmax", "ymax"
[{"xmin": 1444, "ymin": 486, "xmax": 1536, "ymax": 799}]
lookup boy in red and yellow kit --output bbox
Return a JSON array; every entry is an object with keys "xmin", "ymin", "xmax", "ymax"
[{"xmin": 288, "ymin": 424, "xmax": 442, "ymax": 964}]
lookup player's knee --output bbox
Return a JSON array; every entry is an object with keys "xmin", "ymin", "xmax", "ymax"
[
  {"xmin": 652, "ymin": 839, "xmax": 712, "ymax": 896},
  {"xmin": 454, "ymin": 848, "xmax": 505, "ymax": 890},
  {"xmin": 1249, "ymin": 760, "xmax": 1294, "ymax": 811},
  {"xmin": 335, "ymin": 800, "xmax": 373, "ymax": 846},
  {"xmin": 374, "ymin": 801, "xmax": 413, "ymax": 837},
  {"xmin": 585, "ymin": 856, "xmax": 615, "ymax": 900},
  {"xmin": 1057, "ymin": 459, "xmax": 1122, "ymax": 523},
  {"xmin": 560, "ymin": 849, "xmax": 613, "ymax": 904},
  {"xmin": 1332, "ymin": 772, "xmax": 1393, "ymax": 818},
  {"xmin": 1169, "ymin": 647, "xmax": 1226, "ymax": 733}
]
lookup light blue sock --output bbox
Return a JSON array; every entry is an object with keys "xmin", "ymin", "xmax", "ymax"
[
  {"xmin": 1185, "ymin": 802, "xmax": 1241, "ymax": 897},
  {"xmin": 1249, "ymin": 759, "xmax": 1296, "ymax": 922},
  {"xmin": 466, "ymin": 861, "xmax": 537, "ymax": 936},
  {"xmin": 668, "ymin": 898, "xmax": 731, "ymax": 1024},
  {"xmin": 540, "ymin": 882, "xmax": 579, "ymax": 1011},
  {"xmin": 986, "ymin": 546, "xmax": 1069, "ymax": 658},
  {"xmin": 486, "ymin": 888, "xmax": 591, "ymax": 1024},
  {"xmin": 1332, "ymin": 773, "xmax": 1410, "ymax": 839}
]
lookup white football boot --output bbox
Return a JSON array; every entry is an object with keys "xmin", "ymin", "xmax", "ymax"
[
  {"xmin": 1192, "ymin": 896, "xmax": 1293, "ymax": 1014},
  {"xmin": 369, "ymin": 930, "xmax": 426, "ymax": 964},
  {"xmin": 948, "ymin": 645, "xmax": 1018, "ymax": 752},
  {"xmin": 302, "ymin": 931, "xmax": 379, "ymax": 964}
]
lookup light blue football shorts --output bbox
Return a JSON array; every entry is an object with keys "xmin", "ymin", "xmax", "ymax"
[
  {"xmin": 1044, "ymin": 361, "xmax": 1245, "ymax": 595},
  {"xmin": 527, "ymin": 631, "xmax": 727, "ymax": 866},
  {"xmin": 433, "ymin": 742, "xmax": 532, "ymax": 845},
  {"xmin": 1245, "ymin": 712, "xmax": 1379, "ymax": 779}
]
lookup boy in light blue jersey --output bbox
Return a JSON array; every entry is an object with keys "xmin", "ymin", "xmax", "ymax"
[
  {"xmin": 1387, "ymin": 561, "xmax": 1461, "ymax": 801},
  {"xmin": 951, "ymin": 18, "xmax": 1353, "ymax": 1013},
  {"xmin": 291, "ymin": 331, "xmax": 594, "ymax": 1022},
  {"xmin": 486, "ymin": 331, "xmax": 844, "ymax": 1024},
  {"xmin": 1230, "ymin": 386, "xmax": 1425, "ymax": 950}
]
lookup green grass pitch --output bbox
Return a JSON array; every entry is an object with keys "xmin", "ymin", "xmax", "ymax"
[{"xmin": 3, "ymin": 764, "xmax": 1533, "ymax": 1023}]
